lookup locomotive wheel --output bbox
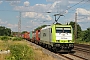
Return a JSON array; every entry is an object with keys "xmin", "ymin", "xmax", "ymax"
[
  {"xmin": 52, "ymin": 47, "xmax": 58, "ymax": 53},
  {"xmin": 47, "ymin": 45, "xmax": 52, "ymax": 51},
  {"xmin": 45, "ymin": 44, "xmax": 48, "ymax": 49}
]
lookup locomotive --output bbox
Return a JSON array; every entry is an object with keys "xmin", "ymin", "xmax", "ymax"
[{"xmin": 40, "ymin": 24, "xmax": 74, "ymax": 52}]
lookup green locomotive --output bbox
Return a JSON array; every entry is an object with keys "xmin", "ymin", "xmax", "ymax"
[{"xmin": 40, "ymin": 24, "xmax": 74, "ymax": 52}]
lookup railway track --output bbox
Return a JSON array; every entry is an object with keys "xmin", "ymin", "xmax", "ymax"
[
  {"xmin": 58, "ymin": 53, "xmax": 88, "ymax": 60},
  {"xmin": 74, "ymin": 43, "xmax": 90, "ymax": 54},
  {"xmin": 73, "ymin": 44, "xmax": 90, "ymax": 60},
  {"xmin": 56, "ymin": 44, "xmax": 90, "ymax": 60},
  {"xmin": 27, "ymin": 40, "xmax": 89, "ymax": 60},
  {"xmin": 74, "ymin": 46, "xmax": 90, "ymax": 53},
  {"xmin": 75, "ymin": 43, "xmax": 90, "ymax": 49}
]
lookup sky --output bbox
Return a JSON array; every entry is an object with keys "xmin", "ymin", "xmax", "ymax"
[{"xmin": 0, "ymin": 0, "xmax": 90, "ymax": 32}]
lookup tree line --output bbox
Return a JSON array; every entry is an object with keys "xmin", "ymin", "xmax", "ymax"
[
  {"xmin": 0, "ymin": 21, "xmax": 90, "ymax": 42},
  {"xmin": 69, "ymin": 21, "xmax": 90, "ymax": 42}
]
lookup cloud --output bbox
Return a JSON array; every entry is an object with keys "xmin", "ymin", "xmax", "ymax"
[
  {"xmin": 14, "ymin": 0, "xmax": 69, "ymax": 21},
  {"xmin": 14, "ymin": 1, "xmax": 52, "ymax": 21},
  {"xmin": 5, "ymin": 0, "xmax": 20, "ymax": 6},
  {"xmin": 5, "ymin": 0, "xmax": 20, "ymax": 1},
  {"xmin": 22, "ymin": 12, "xmax": 52, "ymax": 20},
  {"xmin": 69, "ymin": 0, "xmax": 82, "ymax": 4},
  {"xmin": 10, "ymin": 1, "xmax": 20, "ymax": 6},
  {"xmin": 76, "ymin": 8, "xmax": 90, "ymax": 22},
  {"xmin": 0, "ymin": 19, "xmax": 18, "ymax": 31},
  {"xmin": 0, "ymin": 19, "xmax": 7, "ymax": 25},
  {"xmin": 51, "ymin": 0, "xmax": 69, "ymax": 14},
  {"xmin": 14, "ymin": 3, "xmax": 51, "ymax": 12},
  {"xmin": 14, "ymin": 0, "xmax": 69, "ymax": 13},
  {"xmin": 22, "ymin": 12, "xmax": 38, "ymax": 18},
  {"xmin": 76, "ymin": 8, "xmax": 90, "ymax": 15},
  {"xmin": 46, "ymin": 0, "xmax": 61, "ymax": 2},
  {"xmin": 6, "ymin": 23, "xmax": 18, "ymax": 28},
  {"xmin": 87, "ymin": 17, "xmax": 90, "ymax": 20},
  {"xmin": 6, "ymin": 23, "xmax": 18, "ymax": 31},
  {"xmin": 14, "ymin": 0, "xmax": 70, "ymax": 16},
  {"xmin": 24, "ymin": 1, "xmax": 30, "ymax": 7},
  {"xmin": 0, "ymin": 0, "xmax": 20, "ymax": 6},
  {"xmin": 0, "ymin": 1, "xmax": 3, "ymax": 4}
]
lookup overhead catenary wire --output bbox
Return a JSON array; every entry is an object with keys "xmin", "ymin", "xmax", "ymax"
[
  {"xmin": 66, "ymin": 0, "xmax": 90, "ymax": 24},
  {"xmin": 53, "ymin": 0, "xmax": 85, "ymax": 22},
  {"xmin": 63, "ymin": 0, "xmax": 85, "ymax": 14},
  {"xmin": 56, "ymin": 0, "xmax": 86, "ymax": 22},
  {"xmin": 67, "ymin": 0, "xmax": 90, "ymax": 14}
]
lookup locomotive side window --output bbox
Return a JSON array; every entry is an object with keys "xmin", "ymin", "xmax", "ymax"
[{"xmin": 51, "ymin": 28, "xmax": 52, "ymax": 33}]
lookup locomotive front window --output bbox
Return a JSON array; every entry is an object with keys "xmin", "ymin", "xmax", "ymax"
[
  {"xmin": 64, "ymin": 28, "xmax": 71, "ymax": 33},
  {"xmin": 56, "ymin": 27, "xmax": 71, "ymax": 33},
  {"xmin": 56, "ymin": 30, "xmax": 63, "ymax": 33},
  {"xmin": 64, "ymin": 30, "xmax": 71, "ymax": 33},
  {"xmin": 56, "ymin": 28, "xmax": 63, "ymax": 33}
]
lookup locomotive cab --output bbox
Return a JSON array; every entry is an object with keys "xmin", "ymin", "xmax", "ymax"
[{"xmin": 52, "ymin": 24, "xmax": 74, "ymax": 52}]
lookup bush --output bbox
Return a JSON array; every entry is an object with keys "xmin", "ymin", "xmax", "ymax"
[
  {"xmin": 1, "ymin": 36, "xmax": 9, "ymax": 41},
  {"xmin": 6, "ymin": 44, "xmax": 34, "ymax": 60},
  {"xmin": 12, "ymin": 37, "xmax": 23, "ymax": 41}
]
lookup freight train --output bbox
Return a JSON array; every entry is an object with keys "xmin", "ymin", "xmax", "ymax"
[{"xmin": 22, "ymin": 23, "xmax": 74, "ymax": 52}]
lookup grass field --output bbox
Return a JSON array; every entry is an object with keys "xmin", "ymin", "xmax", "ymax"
[
  {"xmin": 0, "ymin": 40, "xmax": 57, "ymax": 60},
  {"xmin": 0, "ymin": 40, "xmax": 34, "ymax": 60}
]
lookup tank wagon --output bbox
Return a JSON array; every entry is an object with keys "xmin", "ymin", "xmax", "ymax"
[{"xmin": 40, "ymin": 24, "xmax": 74, "ymax": 52}]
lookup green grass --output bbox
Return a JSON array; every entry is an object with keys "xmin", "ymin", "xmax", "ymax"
[
  {"xmin": 6, "ymin": 44, "xmax": 34, "ymax": 60},
  {"xmin": 75, "ymin": 38, "xmax": 90, "ymax": 45},
  {"xmin": 0, "ymin": 36, "xmax": 24, "ymax": 41}
]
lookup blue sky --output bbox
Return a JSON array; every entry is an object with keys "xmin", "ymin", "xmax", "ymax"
[{"xmin": 0, "ymin": 0, "xmax": 90, "ymax": 32}]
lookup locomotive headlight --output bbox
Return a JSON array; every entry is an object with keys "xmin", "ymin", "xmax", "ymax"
[
  {"xmin": 68, "ymin": 40, "xmax": 72, "ymax": 42},
  {"xmin": 69, "ymin": 44, "xmax": 74, "ymax": 47}
]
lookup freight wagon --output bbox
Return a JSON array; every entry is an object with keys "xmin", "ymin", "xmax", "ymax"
[
  {"xmin": 30, "ymin": 30, "xmax": 40, "ymax": 44},
  {"xmin": 22, "ymin": 32, "xmax": 30, "ymax": 40}
]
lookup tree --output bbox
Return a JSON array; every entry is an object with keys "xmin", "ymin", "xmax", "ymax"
[
  {"xmin": 34, "ymin": 25, "xmax": 47, "ymax": 32},
  {"xmin": 82, "ymin": 28, "xmax": 90, "ymax": 42},
  {"xmin": 5, "ymin": 28, "xmax": 11, "ymax": 36},
  {"xmin": 21, "ymin": 31, "xmax": 28, "ymax": 34},
  {"xmin": 0, "ymin": 26, "xmax": 11, "ymax": 36},
  {"xmin": 0, "ymin": 26, "xmax": 4, "ymax": 36},
  {"xmin": 69, "ymin": 21, "xmax": 82, "ymax": 38}
]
